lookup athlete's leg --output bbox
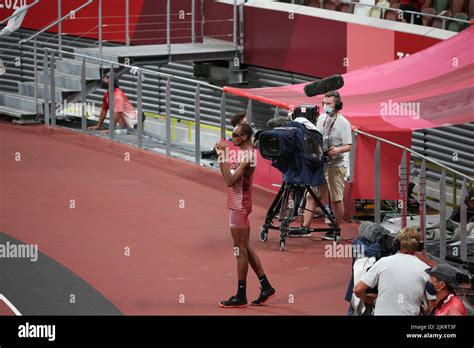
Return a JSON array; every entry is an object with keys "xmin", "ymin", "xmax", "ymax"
[
  {"xmin": 231, "ymin": 227, "xmax": 249, "ymax": 282},
  {"xmin": 219, "ymin": 211, "xmax": 249, "ymax": 308}
]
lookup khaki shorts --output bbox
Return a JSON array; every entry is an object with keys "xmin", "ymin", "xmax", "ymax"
[{"xmin": 311, "ymin": 166, "xmax": 347, "ymax": 202}]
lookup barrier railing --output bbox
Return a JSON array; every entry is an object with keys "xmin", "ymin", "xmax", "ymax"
[
  {"xmin": 0, "ymin": 25, "xmax": 100, "ymax": 119},
  {"xmin": 41, "ymin": 47, "xmax": 225, "ymax": 163},
  {"xmin": 17, "ymin": 0, "xmax": 241, "ymax": 58},
  {"xmin": 354, "ymin": 129, "xmax": 473, "ymax": 262},
  {"xmin": 411, "ymin": 158, "xmax": 465, "ymax": 209},
  {"xmin": 38, "ymin": 46, "xmax": 472, "ymax": 264},
  {"xmin": 19, "ymin": 0, "xmax": 98, "ymax": 59}
]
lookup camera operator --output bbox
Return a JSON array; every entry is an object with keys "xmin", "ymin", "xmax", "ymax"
[
  {"xmin": 302, "ymin": 91, "xmax": 352, "ymax": 240},
  {"xmin": 353, "ymin": 227, "xmax": 432, "ymax": 315},
  {"xmin": 425, "ymin": 264, "xmax": 467, "ymax": 316}
]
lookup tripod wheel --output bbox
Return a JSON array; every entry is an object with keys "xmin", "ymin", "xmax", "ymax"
[
  {"xmin": 259, "ymin": 228, "xmax": 268, "ymax": 242},
  {"xmin": 279, "ymin": 239, "xmax": 285, "ymax": 251}
]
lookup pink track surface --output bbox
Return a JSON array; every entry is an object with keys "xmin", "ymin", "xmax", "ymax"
[
  {"xmin": 0, "ymin": 300, "xmax": 16, "ymax": 315},
  {"xmin": 1, "ymin": 120, "xmax": 363, "ymax": 315}
]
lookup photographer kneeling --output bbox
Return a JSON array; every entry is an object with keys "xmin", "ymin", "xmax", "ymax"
[
  {"xmin": 302, "ymin": 91, "xmax": 352, "ymax": 240},
  {"xmin": 353, "ymin": 227, "xmax": 432, "ymax": 315}
]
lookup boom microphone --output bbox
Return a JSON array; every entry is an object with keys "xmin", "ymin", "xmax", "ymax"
[{"xmin": 304, "ymin": 75, "xmax": 344, "ymax": 97}]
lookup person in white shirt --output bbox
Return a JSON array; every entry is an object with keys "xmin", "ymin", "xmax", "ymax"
[
  {"xmin": 353, "ymin": 227, "xmax": 431, "ymax": 315},
  {"xmin": 302, "ymin": 91, "xmax": 352, "ymax": 240}
]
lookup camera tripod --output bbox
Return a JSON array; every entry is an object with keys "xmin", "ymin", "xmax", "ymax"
[{"xmin": 259, "ymin": 182, "xmax": 340, "ymax": 251}]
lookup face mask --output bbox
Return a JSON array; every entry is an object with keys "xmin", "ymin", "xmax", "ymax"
[
  {"xmin": 324, "ymin": 105, "xmax": 334, "ymax": 114},
  {"xmin": 99, "ymin": 80, "xmax": 109, "ymax": 89}
]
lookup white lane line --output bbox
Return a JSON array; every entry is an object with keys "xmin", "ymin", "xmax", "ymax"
[{"xmin": 0, "ymin": 293, "xmax": 22, "ymax": 316}]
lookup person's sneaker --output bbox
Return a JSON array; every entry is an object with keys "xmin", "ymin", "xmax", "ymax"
[
  {"xmin": 300, "ymin": 228, "xmax": 312, "ymax": 237},
  {"xmin": 322, "ymin": 231, "xmax": 340, "ymax": 241},
  {"xmin": 251, "ymin": 287, "xmax": 276, "ymax": 306},
  {"xmin": 289, "ymin": 229, "xmax": 312, "ymax": 238},
  {"xmin": 218, "ymin": 296, "xmax": 247, "ymax": 308}
]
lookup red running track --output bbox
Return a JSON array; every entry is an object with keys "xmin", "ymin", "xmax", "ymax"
[{"xmin": 0, "ymin": 120, "xmax": 361, "ymax": 315}]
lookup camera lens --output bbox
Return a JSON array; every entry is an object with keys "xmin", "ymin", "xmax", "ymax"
[{"xmin": 260, "ymin": 135, "xmax": 280, "ymax": 158}]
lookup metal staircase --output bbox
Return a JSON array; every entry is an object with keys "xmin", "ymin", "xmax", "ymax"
[
  {"xmin": 0, "ymin": 32, "xmax": 239, "ymax": 124},
  {"xmin": 8, "ymin": 52, "xmax": 116, "ymax": 124},
  {"xmin": 0, "ymin": 27, "xmax": 118, "ymax": 122}
]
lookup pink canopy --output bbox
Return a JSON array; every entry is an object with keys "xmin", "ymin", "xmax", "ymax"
[
  {"xmin": 224, "ymin": 26, "xmax": 474, "ymax": 200},
  {"xmin": 225, "ymin": 26, "xmax": 474, "ymax": 132}
]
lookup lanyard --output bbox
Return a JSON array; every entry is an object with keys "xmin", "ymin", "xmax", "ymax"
[{"xmin": 323, "ymin": 114, "xmax": 338, "ymax": 149}]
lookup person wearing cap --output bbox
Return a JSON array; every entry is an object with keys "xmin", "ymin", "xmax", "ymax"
[
  {"xmin": 425, "ymin": 264, "xmax": 467, "ymax": 316},
  {"xmin": 353, "ymin": 226, "xmax": 431, "ymax": 315}
]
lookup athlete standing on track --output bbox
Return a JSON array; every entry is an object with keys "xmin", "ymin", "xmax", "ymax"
[{"xmin": 215, "ymin": 123, "xmax": 276, "ymax": 308}]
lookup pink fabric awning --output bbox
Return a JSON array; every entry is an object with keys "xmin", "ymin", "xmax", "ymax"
[
  {"xmin": 225, "ymin": 26, "xmax": 474, "ymax": 132},
  {"xmin": 224, "ymin": 26, "xmax": 474, "ymax": 200}
]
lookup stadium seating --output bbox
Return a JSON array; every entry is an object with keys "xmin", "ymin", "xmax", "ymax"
[
  {"xmin": 340, "ymin": 2, "xmax": 354, "ymax": 13},
  {"xmin": 422, "ymin": 0, "xmax": 434, "ymax": 9},
  {"xmin": 447, "ymin": 11, "xmax": 469, "ymax": 30},
  {"xmin": 384, "ymin": 3, "xmax": 404, "ymax": 20},
  {"xmin": 355, "ymin": 0, "xmax": 375, "ymax": 16},
  {"xmin": 450, "ymin": 0, "xmax": 466, "ymax": 15},
  {"xmin": 369, "ymin": 1, "xmax": 391, "ymax": 18},
  {"xmin": 307, "ymin": 0, "xmax": 322, "ymax": 7},
  {"xmin": 432, "ymin": 9, "xmax": 452, "ymax": 27},
  {"xmin": 324, "ymin": 0, "xmax": 342, "ymax": 11},
  {"xmin": 469, "ymin": 0, "xmax": 474, "ymax": 17},
  {"xmin": 422, "ymin": 7, "xmax": 438, "ymax": 25},
  {"xmin": 435, "ymin": 0, "xmax": 450, "ymax": 13}
]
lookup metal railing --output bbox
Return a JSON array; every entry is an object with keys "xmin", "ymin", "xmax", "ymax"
[
  {"xmin": 0, "ymin": 24, "xmax": 100, "ymax": 70},
  {"xmin": 19, "ymin": 0, "xmax": 96, "ymax": 45},
  {"xmin": 354, "ymin": 128, "xmax": 473, "ymax": 262},
  {"xmin": 37, "ymin": 45, "xmax": 473, "ymax": 263},
  {"xmin": 0, "ymin": 0, "xmax": 41, "ymax": 25},
  {"xmin": 40, "ymin": 46, "xmax": 225, "ymax": 163},
  {"xmin": 0, "ymin": 25, "xmax": 102, "ymax": 119},
  {"xmin": 26, "ymin": 1, "xmax": 470, "ymax": 263},
  {"xmin": 19, "ymin": 0, "xmax": 98, "ymax": 60},
  {"xmin": 15, "ymin": 0, "xmax": 241, "ymax": 60}
]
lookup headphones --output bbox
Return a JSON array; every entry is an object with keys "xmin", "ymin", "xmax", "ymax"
[{"xmin": 332, "ymin": 91, "xmax": 344, "ymax": 111}]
